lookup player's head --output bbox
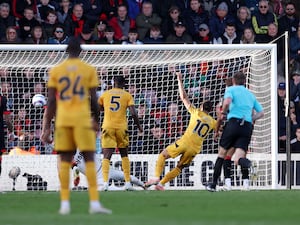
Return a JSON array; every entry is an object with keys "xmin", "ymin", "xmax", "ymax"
[
  {"xmin": 66, "ymin": 37, "xmax": 81, "ymax": 57},
  {"xmin": 201, "ymin": 100, "xmax": 213, "ymax": 113},
  {"xmin": 113, "ymin": 76, "xmax": 126, "ymax": 88},
  {"xmin": 233, "ymin": 71, "xmax": 246, "ymax": 85}
]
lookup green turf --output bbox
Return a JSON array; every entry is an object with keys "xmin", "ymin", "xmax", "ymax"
[{"xmin": 0, "ymin": 190, "xmax": 299, "ymax": 225}]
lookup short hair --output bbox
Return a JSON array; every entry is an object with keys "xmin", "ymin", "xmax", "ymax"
[
  {"xmin": 233, "ymin": 71, "xmax": 246, "ymax": 85},
  {"xmin": 203, "ymin": 101, "xmax": 213, "ymax": 112},
  {"xmin": 114, "ymin": 76, "xmax": 126, "ymax": 86},
  {"xmin": 66, "ymin": 37, "xmax": 81, "ymax": 56}
]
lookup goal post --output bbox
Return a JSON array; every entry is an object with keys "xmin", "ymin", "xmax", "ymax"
[{"xmin": 0, "ymin": 44, "xmax": 279, "ymax": 191}]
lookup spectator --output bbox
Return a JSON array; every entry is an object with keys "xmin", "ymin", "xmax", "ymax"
[
  {"xmin": 172, "ymin": 0, "xmax": 191, "ymax": 14},
  {"xmin": 126, "ymin": 0, "xmax": 142, "ymax": 20},
  {"xmin": 235, "ymin": 6, "xmax": 252, "ymax": 39},
  {"xmin": 73, "ymin": 0, "xmax": 102, "ymax": 25},
  {"xmin": 0, "ymin": 26, "xmax": 21, "ymax": 44},
  {"xmin": 165, "ymin": 20, "xmax": 193, "ymax": 44},
  {"xmin": 12, "ymin": 0, "xmax": 37, "ymax": 20},
  {"xmin": 108, "ymin": 4, "xmax": 135, "ymax": 41},
  {"xmin": 42, "ymin": 9, "xmax": 59, "ymax": 39},
  {"xmin": 146, "ymin": 124, "xmax": 167, "ymax": 154},
  {"xmin": 96, "ymin": 26, "xmax": 121, "ymax": 44},
  {"xmin": 47, "ymin": 24, "xmax": 69, "ymax": 44},
  {"xmin": 214, "ymin": 22, "xmax": 240, "ymax": 44},
  {"xmin": 9, "ymin": 134, "xmax": 40, "ymax": 155},
  {"xmin": 183, "ymin": 0, "xmax": 209, "ymax": 37},
  {"xmin": 269, "ymin": 0, "xmax": 284, "ymax": 17},
  {"xmin": 161, "ymin": 5, "xmax": 183, "ymax": 40},
  {"xmin": 278, "ymin": 2, "xmax": 299, "ymax": 36},
  {"xmin": 57, "ymin": 0, "xmax": 73, "ymax": 24},
  {"xmin": 36, "ymin": 0, "xmax": 56, "ymax": 23},
  {"xmin": 143, "ymin": 25, "xmax": 164, "ymax": 44},
  {"xmin": 92, "ymin": 18, "xmax": 108, "ymax": 41},
  {"xmin": 78, "ymin": 24, "xmax": 96, "ymax": 44},
  {"xmin": 193, "ymin": 23, "xmax": 212, "ymax": 44},
  {"xmin": 278, "ymin": 82, "xmax": 287, "ymax": 152},
  {"xmin": 212, "ymin": 0, "xmax": 247, "ymax": 16},
  {"xmin": 240, "ymin": 27, "xmax": 256, "ymax": 44},
  {"xmin": 0, "ymin": 3, "xmax": 17, "ymax": 40},
  {"xmin": 63, "ymin": 4, "xmax": 86, "ymax": 37},
  {"xmin": 291, "ymin": 127, "xmax": 300, "ymax": 153},
  {"xmin": 209, "ymin": 1, "xmax": 235, "ymax": 40},
  {"xmin": 289, "ymin": 62, "xmax": 300, "ymax": 124},
  {"xmin": 290, "ymin": 26, "xmax": 300, "ymax": 62},
  {"xmin": 166, "ymin": 102, "xmax": 183, "ymax": 141},
  {"xmin": 135, "ymin": 1, "xmax": 162, "ymax": 41},
  {"xmin": 122, "ymin": 28, "xmax": 143, "ymax": 44},
  {"xmin": 245, "ymin": 0, "xmax": 259, "ymax": 15},
  {"xmin": 102, "ymin": 0, "xmax": 128, "ymax": 19},
  {"xmin": 18, "ymin": 7, "xmax": 41, "ymax": 41},
  {"xmin": 25, "ymin": 25, "xmax": 47, "ymax": 44},
  {"xmin": 252, "ymin": 0, "xmax": 278, "ymax": 43}
]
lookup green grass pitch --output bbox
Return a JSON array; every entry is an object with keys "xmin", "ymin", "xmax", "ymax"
[{"xmin": 1, "ymin": 190, "xmax": 300, "ymax": 225}]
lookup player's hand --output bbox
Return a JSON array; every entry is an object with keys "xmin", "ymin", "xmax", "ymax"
[
  {"xmin": 92, "ymin": 118, "xmax": 100, "ymax": 132},
  {"xmin": 176, "ymin": 71, "xmax": 182, "ymax": 81},
  {"xmin": 213, "ymin": 132, "xmax": 220, "ymax": 142},
  {"xmin": 40, "ymin": 128, "xmax": 52, "ymax": 144}
]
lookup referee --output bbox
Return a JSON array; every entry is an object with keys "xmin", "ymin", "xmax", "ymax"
[{"xmin": 207, "ymin": 72, "xmax": 264, "ymax": 191}]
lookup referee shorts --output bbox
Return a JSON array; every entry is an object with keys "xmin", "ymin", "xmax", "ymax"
[{"xmin": 219, "ymin": 118, "xmax": 253, "ymax": 151}]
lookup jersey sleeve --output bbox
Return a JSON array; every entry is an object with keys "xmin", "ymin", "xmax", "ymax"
[{"xmin": 253, "ymin": 98, "xmax": 263, "ymax": 112}]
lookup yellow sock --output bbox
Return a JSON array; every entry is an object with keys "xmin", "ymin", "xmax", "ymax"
[
  {"xmin": 121, "ymin": 157, "xmax": 130, "ymax": 182},
  {"xmin": 85, "ymin": 161, "xmax": 99, "ymax": 201},
  {"xmin": 160, "ymin": 167, "xmax": 181, "ymax": 185},
  {"xmin": 102, "ymin": 159, "xmax": 110, "ymax": 183},
  {"xmin": 154, "ymin": 154, "xmax": 166, "ymax": 177},
  {"xmin": 59, "ymin": 161, "xmax": 71, "ymax": 201}
]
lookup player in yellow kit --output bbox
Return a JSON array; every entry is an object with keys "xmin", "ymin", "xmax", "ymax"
[
  {"xmin": 41, "ymin": 38, "xmax": 111, "ymax": 215},
  {"xmin": 145, "ymin": 72, "xmax": 217, "ymax": 190},
  {"xmin": 99, "ymin": 76, "xmax": 143, "ymax": 191}
]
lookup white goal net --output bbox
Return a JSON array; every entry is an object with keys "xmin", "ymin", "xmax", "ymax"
[{"xmin": 0, "ymin": 44, "xmax": 279, "ymax": 191}]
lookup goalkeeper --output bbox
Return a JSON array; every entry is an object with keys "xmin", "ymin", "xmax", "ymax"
[{"xmin": 72, "ymin": 134, "xmax": 146, "ymax": 191}]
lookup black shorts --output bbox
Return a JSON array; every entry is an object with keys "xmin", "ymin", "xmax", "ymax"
[{"xmin": 219, "ymin": 118, "xmax": 253, "ymax": 151}]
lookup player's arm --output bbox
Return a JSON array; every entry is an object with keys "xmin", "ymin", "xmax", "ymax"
[
  {"xmin": 41, "ymin": 87, "xmax": 56, "ymax": 143},
  {"xmin": 176, "ymin": 71, "xmax": 192, "ymax": 110},
  {"xmin": 220, "ymin": 97, "xmax": 231, "ymax": 120},
  {"xmin": 90, "ymin": 87, "xmax": 100, "ymax": 131},
  {"xmin": 129, "ymin": 105, "xmax": 143, "ymax": 133}
]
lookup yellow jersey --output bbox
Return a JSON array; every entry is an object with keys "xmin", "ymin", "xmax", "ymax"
[
  {"xmin": 99, "ymin": 87, "xmax": 134, "ymax": 130},
  {"xmin": 48, "ymin": 58, "xmax": 98, "ymax": 128},
  {"xmin": 181, "ymin": 106, "xmax": 217, "ymax": 149}
]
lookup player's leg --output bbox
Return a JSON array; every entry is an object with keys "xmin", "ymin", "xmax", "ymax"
[
  {"xmin": 55, "ymin": 127, "xmax": 75, "ymax": 214},
  {"xmin": 145, "ymin": 148, "xmax": 171, "ymax": 187},
  {"xmin": 222, "ymin": 147, "xmax": 235, "ymax": 191},
  {"xmin": 234, "ymin": 148, "xmax": 251, "ymax": 190},
  {"xmin": 77, "ymin": 127, "xmax": 111, "ymax": 214},
  {"xmin": 109, "ymin": 168, "xmax": 145, "ymax": 189}
]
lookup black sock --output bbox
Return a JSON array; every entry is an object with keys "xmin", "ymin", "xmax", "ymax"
[
  {"xmin": 238, "ymin": 158, "xmax": 251, "ymax": 168},
  {"xmin": 223, "ymin": 159, "xmax": 232, "ymax": 179},
  {"xmin": 241, "ymin": 165, "xmax": 249, "ymax": 179},
  {"xmin": 212, "ymin": 157, "xmax": 224, "ymax": 186}
]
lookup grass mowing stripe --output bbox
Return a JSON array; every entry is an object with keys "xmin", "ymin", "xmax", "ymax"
[{"xmin": 0, "ymin": 190, "xmax": 299, "ymax": 225}]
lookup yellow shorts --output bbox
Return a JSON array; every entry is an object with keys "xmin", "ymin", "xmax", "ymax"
[
  {"xmin": 54, "ymin": 127, "xmax": 96, "ymax": 151},
  {"xmin": 101, "ymin": 128, "xmax": 129, "ymax": 148},
  {"xmin": 166, "ymin": 139, "xmax": 200, "ymax": 166}
]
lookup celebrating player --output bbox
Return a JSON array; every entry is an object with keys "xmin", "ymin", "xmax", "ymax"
[
  {"xmin": 145, "ymin": 71, "xmax": 217, "ymax": 190},
  {"xmin": 206, "ymin": 71, "xmax": 264, "ymax": 192},
  {"xmin": 99, "ymin": 75, "xmax": 143, "ymax": 191},
  {"xmin": 41, "ymin": 37, "xmax": 111, "ymax": 215}
]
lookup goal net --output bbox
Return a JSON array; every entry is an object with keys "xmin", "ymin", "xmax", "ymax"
[{"xmin": 0, "ymin": 44, "xmax": 278, "ymax": 191}]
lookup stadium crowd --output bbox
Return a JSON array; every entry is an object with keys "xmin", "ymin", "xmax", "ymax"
[{"xmin": 0, "ymin": 0, "xmax": 300, "ymax": 155}]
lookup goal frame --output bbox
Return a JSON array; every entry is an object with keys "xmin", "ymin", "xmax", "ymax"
[{"xmin": 0, "ymin": 44, "xmax": 278, "ymax": 190}]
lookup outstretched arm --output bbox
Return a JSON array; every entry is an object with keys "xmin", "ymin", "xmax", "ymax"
[{"xmin": 176, "ymin": 72, "xmax": 192, "ymax": 110}]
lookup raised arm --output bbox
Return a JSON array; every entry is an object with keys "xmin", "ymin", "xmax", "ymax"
[{"xmin": 176, "ymin": 72, "xmax": 192, "ymax": 110}]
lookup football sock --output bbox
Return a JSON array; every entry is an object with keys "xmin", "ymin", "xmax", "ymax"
[
  {"xmin": 223, "ymin": 157, "xmax": 232, "ymax": 179},
  {"xmin": 241, "ymin": 165, "xmax": 249, "ymax": 179},
  {"xmin": 160, "ymin": 167, "xmax": 181, "ymax": 185},
  {"xmin": 121, "ymin": 157, "xmax": 130, "ymax": 182},
  {"xmin": 238, "ymin": 158, "xmax": 251, "ymax": 168},
  {"xmin": 59, "ymin": 161, "xmax": 71, "ymax": 201},
  {"xmin": 85, "ymin": 161, "xmax": 99, "ymax": 201},
  {"xmin": 102, "ymin": 159, "xmax": 110, "ymax": 183},
  {"xmin": 212, "ymin": 157, "xmax": 224, "ymax": 185},
  {"xmin": 154, "ymin": 153, "xmax": 165, "ymax": 178}
]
